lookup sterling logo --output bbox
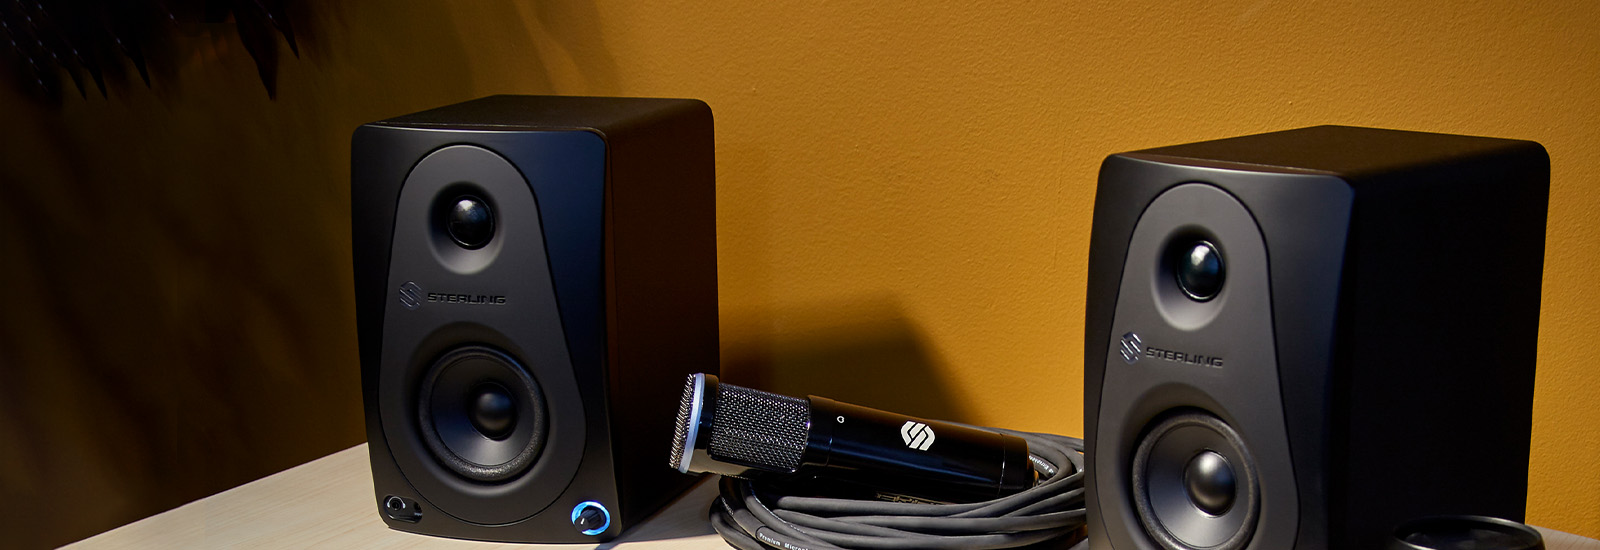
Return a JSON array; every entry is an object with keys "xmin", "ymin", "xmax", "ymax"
[
  {"xmin": 1143, "ymin": 346, "xmax": 1225, "ymax": 368},
  {"xmin": 1119, "ymin": 332, "xmax": 1144, "ymax": 364},
  {"xmin": 399, "ymin": 282, "xmax": 423, "ymax": 310},
  {"xmin": 1118, "ymin": 331, "xmax": 1225, "ymax": 368},
  {"xmin": 900, "ymin": 421, "xmax": 935, "ymax": 451},
  {"xmin": 396, "ymin": 281, "xmax": 508, "ymax": 309},
  {"xmin": 427, "ymin": 292, "xmax": 508, "ymax": 306}
]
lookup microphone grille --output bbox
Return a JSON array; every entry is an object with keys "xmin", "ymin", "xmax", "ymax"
[
  {"xmin": 668, "ymin": 374, "xmax": 699, "ymax": 472},
  {"xmin": 709, "ymin": 382, "xmax": 810, "ymax": 472}
]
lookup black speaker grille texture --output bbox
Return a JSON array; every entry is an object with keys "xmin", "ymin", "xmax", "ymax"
[{"xmin": 708, "ymin": 383, "xmax": 809, "ymax": 472}]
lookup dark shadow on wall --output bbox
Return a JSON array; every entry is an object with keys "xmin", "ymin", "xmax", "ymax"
[
  {"xmin": 0, "ymin": 2, "xmax": 585, "ymax": 548},
  {"xmin": 710, "ymin": 139, "xmax": 974, "ymax": 421},
  {"xmin": 721, "ymin": 297, "xmax": 973, "ymax": 423},
  {"xmin": 514, "ymin": 1, "xmax": 621, "ymax": 92},
  {"xmin": 0, "ymin": 1, "xmax": 306, "ymax": 104}
]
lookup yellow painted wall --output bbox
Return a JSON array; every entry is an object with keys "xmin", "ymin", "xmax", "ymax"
[{"xmin": 3, "ymin": 1, "xmax": 1596, "ymax": 545}]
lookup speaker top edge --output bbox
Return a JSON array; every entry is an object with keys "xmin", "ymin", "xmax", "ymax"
[
  {"xmin": 365, "ymin": 95, "xmax": 711, "ymax": 135},
  {"xmin": 1108, "ymin": 152, "xmax": 1344, "ymax": 178},
  {"xmin": 1109, "ymin": 125, "xmax": 1545, "ymax": 182}
]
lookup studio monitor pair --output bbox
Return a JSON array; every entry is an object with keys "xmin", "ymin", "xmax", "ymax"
[
  {"xmin": 351, "ymin": 96, "xmax": 718, "ymax": 542},
  {"xmin": 1084, "ymin": 126, "xmax": 1549, "ymax": 549}
]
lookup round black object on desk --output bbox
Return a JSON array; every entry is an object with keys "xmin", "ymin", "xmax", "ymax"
[{"xmin": 1389, "ymin": 515, "xmax": 1544, "ymax": 550}]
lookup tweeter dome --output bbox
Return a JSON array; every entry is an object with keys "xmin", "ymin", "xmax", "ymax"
[
  {"xmin": 1083, "ymin": 126, "xmax": 1548, "ymax": 549},
  {"xmin": 352, "ymin": 96, "xmax": 718, "ymax": 542}
]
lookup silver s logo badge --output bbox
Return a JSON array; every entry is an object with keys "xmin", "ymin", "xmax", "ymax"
[{"xmin": 900, "ymin": 421, "xmax": 935, "ymax": 451}]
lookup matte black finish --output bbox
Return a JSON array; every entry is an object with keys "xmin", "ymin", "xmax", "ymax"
[
  {"xmin": 804, "ymin": 397, "xmax": 1034, "ymax": 503},
  {"xmin": 674, "ymin": 374, "xmax": 1035, "ymax": 503},
  {"xmin": 352, "ymin": 96, "xmax": 718, "ymax": 542},
  {"xmin": 1084, "ymin": 126, "xmax": 1548, "ymax": 550}
]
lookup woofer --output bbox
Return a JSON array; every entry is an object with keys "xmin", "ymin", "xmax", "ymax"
[
  {"xmin": 418, "ymin": 345, "xmax": 548, "ymax": 482},
  {"xmin": 1132, "ymin": 411, "xmax": 1258, "ymax": 550}
]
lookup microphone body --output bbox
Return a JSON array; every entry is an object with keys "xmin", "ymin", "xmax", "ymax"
[{"xmin": 670, "ymin": 373, "xmax": 1034, "ymax": 503}]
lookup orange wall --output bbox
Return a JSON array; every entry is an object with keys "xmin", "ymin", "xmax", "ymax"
[{"xmin": 3, "ymin": 0, "xmax": 1596, "ymax": 543}]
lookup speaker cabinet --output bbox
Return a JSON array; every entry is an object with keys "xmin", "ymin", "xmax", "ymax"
[
  {"xmin": 1083, "ymin": 126, "xmax": 1548, "ymax": 550},
  {"xmin": 351, "ymin": 96, "xmax": 718, "ymax": 542}
]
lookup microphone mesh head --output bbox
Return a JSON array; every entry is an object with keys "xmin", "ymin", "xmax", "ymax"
[
  {"xmin": 668, "ymin": 374, "xmax": 699, "ymax": 472},
  {"xmin": 709, "ymin": 382, "xmax": 809, "ymax": 472}
]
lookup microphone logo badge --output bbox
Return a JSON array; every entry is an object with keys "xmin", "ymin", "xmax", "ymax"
[
  {"xmin": 900, "ymin": 421, "xmax": 935, "ymax": 451},
  {"xmin": 1119, "ymin": 332, "xmax": 1144, "ymax": 364}
]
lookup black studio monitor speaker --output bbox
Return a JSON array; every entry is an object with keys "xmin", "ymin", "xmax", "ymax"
[
  {"xmin": 1083, "ymin": 126, "xmax": 1549, "ymax": 550},
  {"xmin": 351, "ymin": 96, "xmax": 718, "ymax": 542}
]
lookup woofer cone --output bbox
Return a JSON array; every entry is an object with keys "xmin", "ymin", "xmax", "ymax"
[
  {"xmin": 418, "ymin": 345, "xmax": 548, "ymax": 482},
  {"xmin": 1132, "ymin": 411, "xmax": 1259, "ymax": 550}
]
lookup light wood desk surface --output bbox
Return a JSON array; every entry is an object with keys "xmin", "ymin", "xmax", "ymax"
[
  {"xmin": 67, "ymin": 444, "xmax": 1599, "ymax": 549},
  {"xmin": 65, "ymin": 444, "xmax": 724, "ymax": 549}
]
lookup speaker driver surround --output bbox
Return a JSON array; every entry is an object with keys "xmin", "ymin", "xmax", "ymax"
[
  {"xmin": 418, "ymin": 345, "xmax": 548, "ymax": 482},
  {"xmin": 1132, "ymin": 411, "xmax": 1259, "ymax": 550}
]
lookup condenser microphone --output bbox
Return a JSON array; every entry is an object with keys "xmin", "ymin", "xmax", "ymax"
[{"xmin": 668, "ymin": 373, "xmax": 1035, "ymax": 503}]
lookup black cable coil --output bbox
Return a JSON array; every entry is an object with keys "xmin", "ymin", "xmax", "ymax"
[{"xmin": 707, "ymin": 426, "xmax": 1089, "ymax": 550}]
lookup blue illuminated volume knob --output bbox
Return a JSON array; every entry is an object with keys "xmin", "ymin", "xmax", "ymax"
[{"xmin": 571, "ymin": 501, "xmax": 611, "ymax": 536}]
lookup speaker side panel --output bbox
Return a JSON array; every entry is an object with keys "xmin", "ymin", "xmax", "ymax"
[
  {"xmin": 1329, "ymin": 142, "xmax": 1548, "ymax": 549},
  {"xmin": 600, "ymin": 99, "xmax": 719, "ymax": 522}
]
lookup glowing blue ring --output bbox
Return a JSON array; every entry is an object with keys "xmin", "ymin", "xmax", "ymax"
[{"xmin": 571, "ymin": 501, "xmax": 611, "ymax": 536}]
